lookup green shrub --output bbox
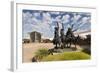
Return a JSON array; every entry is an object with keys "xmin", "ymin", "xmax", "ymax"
[
  {"xmin": 42, "ymin": 52, "xmax": 90, "ymax": 61},
  {"xmin": 35, "ymin": 48, "xmax": 49, "ymax": 61},
  {"xmin": 82, "ymin": 49, "xmax": 91, "ymax": 55}
]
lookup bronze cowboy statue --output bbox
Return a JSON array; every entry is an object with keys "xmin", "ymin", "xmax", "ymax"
[
  {"xmin": 65, "ymin": 27, "xmax": 79, "ymax": 48},
  {"xmin": 53, "ymin": 22, "xmax": 79, "ymax": 49},
  {"xmin": 53, "ymin": 22, "xmax": 61, "ymax": 49},
  {"xmin": 60, "ymin": 23, "xmax": 66, "ymax": 49}
]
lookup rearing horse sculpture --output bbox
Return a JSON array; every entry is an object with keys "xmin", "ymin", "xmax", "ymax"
[
  {"xmin": 60, "ymin": 23, "xmax": 66, "ymax": 49},
  {"xmin": 65, "ymin": 28, "xmax": 79, "ymax": 48},
  {"xmin": 53, "ymin": 22, "xmax": 61, "ymax": 49},
  {"xmin": 53, "ymin": 22, "xmax": 79, "ymax": 49}
]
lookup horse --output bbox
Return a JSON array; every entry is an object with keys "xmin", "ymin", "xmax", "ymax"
[
  {"xmin": 60, "ymin": 29, "xmax": 66, "ymax": 49},
  {"xmin": 53, "ymin": 27, "xmax": 61, "ymax": 49},
  {"xmin": 65, "ymin": 28, "xmax": 79, "ymax": 49}
]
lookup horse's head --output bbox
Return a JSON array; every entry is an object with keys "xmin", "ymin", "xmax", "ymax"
[
  {"xmin": 68, "ymin": 28, "xmax": 72, "ymax": 31},
  {"xmin": 55, "ymin": 27, "xmax": 58, "ymax": 31}
]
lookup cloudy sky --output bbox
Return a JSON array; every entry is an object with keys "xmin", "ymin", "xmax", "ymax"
[{"xmin": 22, "ymin": 9, "xmax": 91, "ymax": 39}]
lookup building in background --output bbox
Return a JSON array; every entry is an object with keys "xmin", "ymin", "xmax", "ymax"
[
  {"xmin": 22, "ymin": 39, "xmax": 30, "ymax": 43},
  {"xmin": 74, "ymin": 30, "xmax": 91, "ymax": 39},
  {"xmin": 74, "ymin": 30, "xmax": 91, "ymax": 45},
  {"xmin": 30, "ymin": 31, "xmax": 41, "ymax": 43}
]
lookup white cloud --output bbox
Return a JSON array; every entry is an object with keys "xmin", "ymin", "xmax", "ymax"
[
  {"xmin": 23, "ymin": 12, "xmax": 32, "ymax": 19},
  {"xmin": 69, "ymin": 13, "xmax": 91, "ymax": 32},
  {"xmin": 54, "ymin": 15, "xmax": 62, "ymax": 23},
  {"xmin": 75, "ymin": 14, "xmax": 81, "ymax": 20},
  {"xmin": 25, "ymin": 12, "xmax": 53, "ymax": 38},
  {"xmin": 71, "ymin": 14, "xmax": 82, "ymax": 23},
  {"xmin": 62, "ymin": 14, "xmax": 70, "ymax": 23},
  {"xmin": 73, "ymin": 16, "xmax": 91, "ymax": 32},
  {"xmin": 22, "ymin": 12, "xmax": 33, "ymax": 24},
  {"xmin": 49, "ymin": 12, "xmax": 60, "ymax": 15},
  {"xmin": 34, "ymin": 22, "xmax": 53, "ymax": 38},
  {"xmin": 31, "ymin": 17, "xmax": 41, "ymax": 24},
  {"xmin": 33, "ymin": 12, "xmax": 40, "ymax": 17},
  {"xmin": 42, "ymin": 12, "xmax": 52, "ymax": 24},
  {"xmin": 82, "ymin": 17, "xmax": 91, "ymax": 24}
]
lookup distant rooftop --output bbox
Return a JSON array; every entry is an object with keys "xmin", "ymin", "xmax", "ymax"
[{"xmin": 74, "ymin": 30, "xmax": 91, "ymax": 35}]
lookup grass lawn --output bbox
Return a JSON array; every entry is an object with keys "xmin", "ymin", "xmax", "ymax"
[{"xmin": 41, "ymin": 52, "xmax": 90, "ymax": 61}]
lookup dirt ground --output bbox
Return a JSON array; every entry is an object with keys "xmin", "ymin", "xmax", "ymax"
[
  {"xmin": 22, "ymin": 43, "xmax": 55, "ymax": 62},
  {"xmin": 22, "ymin": 43, "xmax": 84, "ymax": 63}
]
